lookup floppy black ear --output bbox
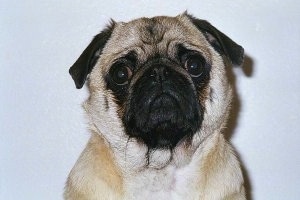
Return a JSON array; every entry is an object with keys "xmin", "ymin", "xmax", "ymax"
[
  {"xmin": 69, "ymin": 22, "xmax": 115, "ymax": 89},
  {"xmin": 186, "ymin": 14, "xmax": 244, "ymax": 66}
]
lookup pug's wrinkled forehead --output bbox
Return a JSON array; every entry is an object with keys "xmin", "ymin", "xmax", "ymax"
[{"xmin": 100, "ymin": 15, "xmax": 212, "ymax": 71}]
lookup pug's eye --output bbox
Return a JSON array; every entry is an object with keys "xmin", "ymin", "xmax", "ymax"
[
  {"xmin": 111, "ymin": 65, "xmax": 133, "ymax": 85},
  {"xmin": 185, "ymin": 56, "xmax": 205, "ymax": 77}
]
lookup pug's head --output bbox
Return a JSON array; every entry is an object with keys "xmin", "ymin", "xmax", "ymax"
[{"xmin": 69, "ymin": 13, "xmax": 244, "ymax": 151}]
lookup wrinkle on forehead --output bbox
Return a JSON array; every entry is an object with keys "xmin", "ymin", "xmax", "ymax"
[
  {"xmin": 112, "ymin": 16, "xmax": 188, "ymax": 48},
  {"xmin": 101, "ymin": 15, "xmax": 212, "ymax": 69}
]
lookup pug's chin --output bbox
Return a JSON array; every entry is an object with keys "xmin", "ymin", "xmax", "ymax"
[
  {"xmin": 128, "ymin": 116, "xmax": 195, "ymax": 149},
  {"xmin": 151, "ymin": 126, "xmax": 193, "ymax": 149}
]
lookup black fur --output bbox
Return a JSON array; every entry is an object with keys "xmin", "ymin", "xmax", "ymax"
[
  {"xmin": 122, "ymin": 57, "xmax": 203, "ymax": 149},
  {"xmin": 187, "ymin": 14, "xmax": 244, "ymax": 66},
  {"xmin": 105, "ymin": 51, "xmax": 138, "ymax": 105},
  {"xmin": 69, "ymin": 21, "xmax": 115, "ymax": 89},
  {"xmin": 146, "ymin": 23, "xmax": 155, "ymax": 36}
]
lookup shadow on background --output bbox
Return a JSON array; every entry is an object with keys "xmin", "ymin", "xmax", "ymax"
[{"xmin": 223, "ymin": 55, "xmax": 254, "ymax": 200}]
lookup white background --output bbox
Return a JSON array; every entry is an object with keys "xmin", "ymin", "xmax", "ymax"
[{"xmin": 1, "ymin": 1, "xmax": 300, "ymax": 199}]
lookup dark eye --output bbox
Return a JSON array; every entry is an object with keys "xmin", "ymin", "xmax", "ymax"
[
  {"xmin": 185, "ymin": 56, "xmax": 205, "ymax": 77},
  {"xmin": 111, "ymin": 65, "xmax": 133, "ymax": 85}
]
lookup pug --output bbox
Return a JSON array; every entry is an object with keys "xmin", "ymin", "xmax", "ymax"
[{"xmin": 64, "ymin": 12, "xmax": 246, "ymax": 200}]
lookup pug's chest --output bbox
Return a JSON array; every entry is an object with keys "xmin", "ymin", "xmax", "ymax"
[{"xmin": 123, "ymin": 165, "xmax": 199, "ymax": 200}]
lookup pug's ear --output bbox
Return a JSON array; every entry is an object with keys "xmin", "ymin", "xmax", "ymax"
[
  {"xmin": 186, "ymin": 14, "xmax": 244, "ymax": 66},
  {"xmin": 69, "ymin": 21, "xmax": 115, "ymax": 89}
]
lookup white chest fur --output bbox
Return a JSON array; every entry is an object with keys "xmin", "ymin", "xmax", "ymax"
[
  {"xmin": 118, "ymin": 132, "xmax": 245, "ymax": 200},
  {"xmin": 124, "ymin": 164, "xmax": 199, "ymax": 200},
  {"xmin": 125, "ymin": 166, "xmax": 175, "ymax": 199}
]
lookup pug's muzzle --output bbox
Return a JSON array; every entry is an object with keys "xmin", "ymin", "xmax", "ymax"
[{"xmin": 123, "ymin": 58, "xmax": 202, "ymax": 149}]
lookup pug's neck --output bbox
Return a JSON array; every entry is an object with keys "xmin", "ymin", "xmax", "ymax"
[{"xmin": 90, "ymin": 123, "xmax": 208, "ymax": 171}]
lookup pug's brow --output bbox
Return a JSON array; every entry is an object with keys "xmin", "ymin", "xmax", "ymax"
[{"xmin": 122, "ymin": 50, "xmax": 137, "ymax": 63}]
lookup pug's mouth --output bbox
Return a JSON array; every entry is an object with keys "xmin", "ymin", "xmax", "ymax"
[{"xmin": 124, "ymin": 91, "xmax": 201, "ymax": 149}]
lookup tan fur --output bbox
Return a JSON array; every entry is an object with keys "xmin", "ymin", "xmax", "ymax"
[
  {"xmin": 64, "ymin": 132, "xmax": 123, "ymax": 200},
  {"xmin": 65, "ymin": 13, "xmax": 245, "ymax": 200}
]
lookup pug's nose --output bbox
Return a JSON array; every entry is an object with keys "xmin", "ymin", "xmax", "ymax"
[{"xmin": 149, "ymin": 66, "xmax": 169, "ymax": 82}]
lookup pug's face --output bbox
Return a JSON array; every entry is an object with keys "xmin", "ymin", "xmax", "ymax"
[{"xmin": 69, "ymin": 13, "xmax": 243, "ymax": 151}]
